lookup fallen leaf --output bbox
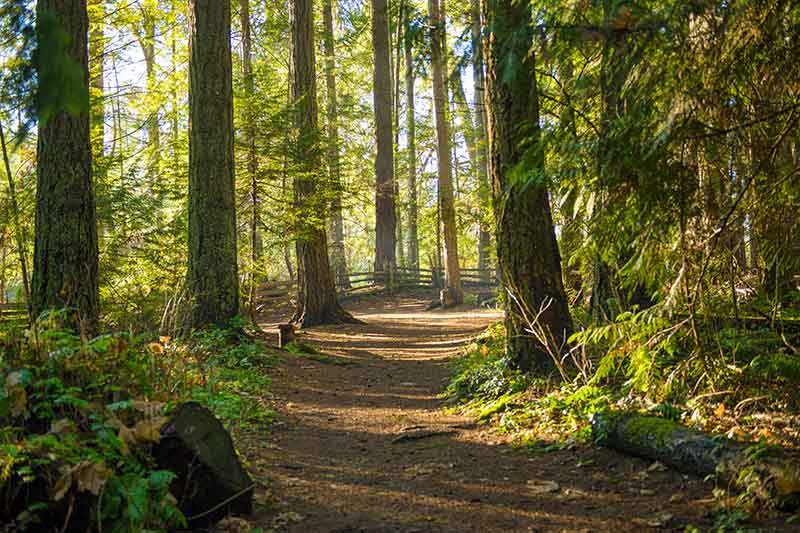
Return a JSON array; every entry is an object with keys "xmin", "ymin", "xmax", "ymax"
[
  {"xmin": 632, "ymin": 512, "xmax": 673, "ymax": 528},
  {"xmin": 134, "ymin": 416, "xmax": 168, "ymax": 443},
  {"xmin": 75, "ymin": 461, "xmax": 111, "ymax": 495},
  {"xmin": 647, "ymin": 461, "xmax": 668, "ymax": 473},
  {"xmin": 527, "ymin": 480, "xmax": 560, "ymax": 494},
  {"xmin": 49, "ymin": 419, "xmax": 74, "ymax": 436}
]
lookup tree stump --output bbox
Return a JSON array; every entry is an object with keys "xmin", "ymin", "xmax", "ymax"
[
  {"xmin": 153, "ymin": 402, "xmax": 253, "ymax": 528},
  {"xmin": 440, "ymin": 288, "xmax": 457, "ymax": 308},
  {"xmin": 278, "ymin": 323, "xmax": 295, "ymax": 347}
]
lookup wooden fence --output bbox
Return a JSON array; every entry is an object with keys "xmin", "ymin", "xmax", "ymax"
[
  {"xmin": 257, "ymin": 266, "xmax": 499, "ymax": 301},
  {"xmin": 0, "ymin": 303, "xmax": 28, "ymax": 326}
]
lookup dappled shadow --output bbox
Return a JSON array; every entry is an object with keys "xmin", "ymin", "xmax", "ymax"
[{"xmin": 246, "ymin": 295, "xmax": 794, "ymax": 532}]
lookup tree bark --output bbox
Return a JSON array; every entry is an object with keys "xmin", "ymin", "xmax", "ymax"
[
  {"xmin": 321, "ymin": 0, "xmax": 350, "ymax": 289},
  {"xmin": 33, "ymin": 0, "xmax": 100, "ymax": 334},
  {"xmin": 429, "ymin": 0, "xmax": 463, "ymax": 306},
  {"xmin": 187, "ymin": 0, "xmax": 240, "ymax": 328},
  {"xmin": 471, "ymin": 0, "xmax": 491, "ymax": 282},
  {"xmin": 484, "ymin": 0, "xmax": 572, "ymax": 372},
  {"xmin": 371, "ymin": 0, "xmax": 397, "ymax": 273},
  {"xmin": 290, "ymin": 0, "xmax": 353, "ymax": 326},
  {"xmin": 404, "ymin": 16, "xmax": 419, "ymax": 272}
]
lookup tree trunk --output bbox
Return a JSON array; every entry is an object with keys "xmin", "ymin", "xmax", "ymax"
[
  {"xmin": 321, "ymin": 0, "xmax": 350, "ymax": 290},
  {"xmin": 290, "ymin": 0, "xmax": 353, "ymax": 327},
  {"xmin": 471, "ymin": 0, "xmax": 491, "ymax": 282},
  {"xmin": 484, "ymin": 0, "xmax": 572, "ymax": 372},
  {"xmin": 240, "ymin": 0, "xmax": 261, "ymax": 320},
  {"xmin": 187, "ymin": 0, "xmax": 240, "ymax": 328},
  {"xmin": 0, "ymin": 121, "xmax": 30, "ymax": 311},
  {"xmin": 393, "ymin": 0, "xmax": 405, "ymax": 268},
  {"xmin": 33, "ymin": 0, "xmax": 100, "ymax": 334},
  {"xmin": 404, "ymin": 17, "xmax": 419, "ymax": 273},
  {"xmin": 429, "ymin": 0, "xmax": 463, "ymax": 306},
  {"xmin": 371, "ymin": 0, "xmax": 397, "ymax": 273},
  {"xmin": 140, "ymin": 0, "xmax": 160, "ymax": 180},
  {"xmin": 88, "ymin": 0, "xmax": 104, "ymax": 169}
]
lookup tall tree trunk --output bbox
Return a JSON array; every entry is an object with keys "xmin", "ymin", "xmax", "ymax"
[
  {"xmin": 484, "ymin": 0, "xmax": 572, "ymax": 372},
  {"xmin": 429, "ymin": 0, "xmax": 462, "ymax": 306},
  {"xmin": 290, "ymin": 0, "xmax": 353, "ymax": 326},
  {"xmin": 0, "ymin": 121, "xmax": 30, "ymax": 311},
  {"xmin": 33, "ymin": 0, "xmax": 100, "ymax": 333},
  {"xmin": 404, "ymin": 17, "xmax": 419, "ymax": 272},
  {"xmin": 140, "ymin": 0, "xmax": 160, "ymax": 180},
  {"xmin": 187, "ymin": 0, "xmax": 239, "ymax": 327},
  {"xmin": 471, "ymin": 0, "xmax": 491, "ymax": 281},
  {"xmin": 240, "ymin": 0, "xmax": 262, "ymax": 319},
  {"xmin": 393, "ymin": 0, "xmax": 405, "ymax": 268},
  {"xmin": 321, "ymin": 0, "xmax": 350, "ymax": 289},
  {"xmin": 371, "ymin": 0, "xmax": 397, "ymax": 274},
  {"xmin": 88, "ymin": 0, "xmax": 104, "ymax": 169}
]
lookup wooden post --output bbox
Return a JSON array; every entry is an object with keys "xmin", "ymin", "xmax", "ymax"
[{"xmin": 278, "ymin": 323, "xmax": 295, "ymax": 348}]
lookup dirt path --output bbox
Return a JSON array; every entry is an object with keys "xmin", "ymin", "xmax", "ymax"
[{"xmin": 243, "ymin": 295, "xmax": 780, "ymax": 532}]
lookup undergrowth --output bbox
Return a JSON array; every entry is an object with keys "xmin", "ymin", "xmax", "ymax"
[
  {"xmin": 447, "ymin": 308, "xmax": 800, "ymax": 453},
  {"xmin": 0, "ymin": 311, "xmax": 276, "ymax": 530}
]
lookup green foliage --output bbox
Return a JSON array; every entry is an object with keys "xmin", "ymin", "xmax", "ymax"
[
  {"xmin": 0, "ymin": 316, "xmax": 274, "ymax": 527},
  {"xmin": 570, "ymin": 307, "xmax": 684, "ymax": 397}
]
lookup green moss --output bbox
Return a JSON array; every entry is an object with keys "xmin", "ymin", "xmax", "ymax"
[{"xmin": 620, "ymin": 414, "xmax": 678, "ymax": 447}]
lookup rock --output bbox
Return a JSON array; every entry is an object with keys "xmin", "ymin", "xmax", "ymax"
[{"xmin": 153, "ymin": 402, "xmax": 254, "ymax": 528}]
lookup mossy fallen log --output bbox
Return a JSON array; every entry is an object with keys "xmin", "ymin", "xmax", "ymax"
[
  {"xmin": 153, "ymin": 402, "xmax": 254, "ymax": 528},
  {"xmin": 591, "ymin": 411, "xmax": 800, "ymax": 510}
]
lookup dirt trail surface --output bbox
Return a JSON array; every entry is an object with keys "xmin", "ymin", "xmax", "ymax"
[{"xmin": 243, "ymin": 295, "xmax": 787, "ymax": 532}]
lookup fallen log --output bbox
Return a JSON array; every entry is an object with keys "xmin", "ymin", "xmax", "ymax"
[
  {"xmin": 592, "ymin": 411, "xmax": 800, "ymax": 510},
  {"xmin": 153, "ymin": 402, "xmax": 254, "ymax": 528}
]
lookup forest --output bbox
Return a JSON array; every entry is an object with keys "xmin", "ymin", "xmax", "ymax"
[{"xmin": 0, "ymin": 0, "xmax": 799, "ymax": 531}]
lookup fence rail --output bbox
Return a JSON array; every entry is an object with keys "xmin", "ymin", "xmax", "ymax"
[{"xmin": 255, "ymin": 266, "xmax": 499, "ymax": 301}]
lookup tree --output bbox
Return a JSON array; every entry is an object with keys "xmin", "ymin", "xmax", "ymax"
[
  {"xmin": 484, "ymin": 0, "xmax": 572, "ymax": 371},
  {"xmin": 403, "ymin": 11, "xmax": 419, "ymax": 272},
  {"xmin": 186, "ymin": 0, "xmax": 239, "ymax": 328},
  {"xmin": 32, "ymin": 0, "xmax": 100, "ymax": 333},
  {"xmin": 290, "ymin": 0, "xmax": 353, "ymax": 326},
  {"xmin": 240, "ymin": 0, "xmax": 263, "ymax": 317},
  {"xmin": 429, "ymin": 0, "xmax": 462, "ymax": 306},
  {"xmin": 321, "ymin": 0, "xmax": 350, "ymax": 289},
  {"xmin": 371, "ymin": 0, "xmax": 396, "ymax": 274},
  {"xmin": 470, "ymin": 0, "xmax": 491, "ymax": 281}
]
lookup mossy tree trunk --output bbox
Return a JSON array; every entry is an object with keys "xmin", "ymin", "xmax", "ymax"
[
  {"xmin": 32, "ymin": 0, "xmax": 100, "ymax": 334},
  {"xmin": 484, "ymin": 0, "xmax": 572, "ymax": 372},
  {"xmin": 290, "ymin": 0, "xmax": 353, "ymax": 327},
  {"xmin": 371, "ymin": 0, "xmax": 397, "ymax": 274},
  {"xmin": 429, "ymin": 0, "xmax": 463, "ymax": 306},
  {"xmin": 321, "ymin": 0, "xmax": 350, "ymax": 290},
  {"xmin": 187, "ymin": 0, "xmax": 240, "ymax": 328},
  {"xmin": 404, "ymin": 19, "xmax": 419, "ymax": 273}
]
